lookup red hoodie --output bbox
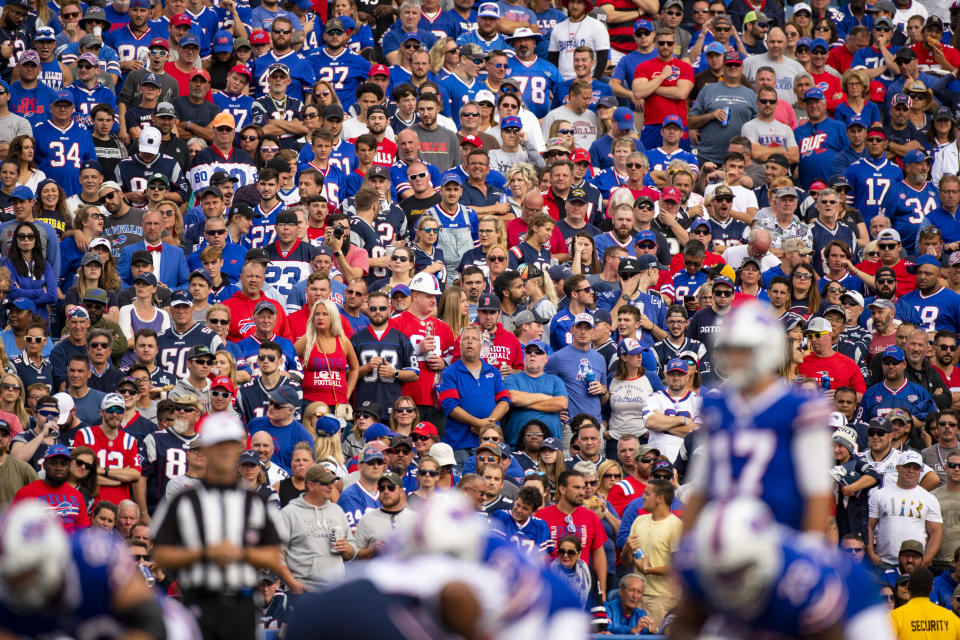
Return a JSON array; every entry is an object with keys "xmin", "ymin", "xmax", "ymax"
[{"xmin": 223, "ymin": 292, "xmax": 292, "ymax": 343}]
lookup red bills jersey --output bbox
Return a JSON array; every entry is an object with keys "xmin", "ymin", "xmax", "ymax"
[
  {"xmin": 389, "ymin": 311, "xmax": 456, "ymax": 406},
  {"xmin": 73, "ymin": 426, "xmax": 142, "ymax": 506}
]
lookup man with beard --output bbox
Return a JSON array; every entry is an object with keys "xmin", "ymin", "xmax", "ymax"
[
  {"xmin": 0, "ymin": 418, "xmax": 36, "ymax": 506},
  {"xmin": 354, "ymin": 471, "xmax": 416, "ymax": 559},
  {"xmin": 12, "ymin": 443, "xmax": 88, "ymax": 529},
  {"xmin": 100, "ymin": 181, "xmax": 146, "ymax": 258},
  {"xmin": 899, "ymin": 255, "xmax": 960, "ymax": 335},
  {"xmin": 505, "ymin": 28, "xmax": 560, "ymax": 119},
  {"xmin": 882, "ymin": 150, "xmax": 941, "ymax": 253},
  {"xmin": 931, "ymin": 330, "xmax": 960, "ymax": 401},
  {"xmin": 350, "ymin": 290, "xmax": 419, "ymax": 412},
  {"xmin": 73, "ymin": 394, "xmax": 142, "ymax": 507},
  {"xmin": 411, "ymin": 93, "xmax": 459, "ymax": 172},
  {"xmin": 832, "ymin": 425, "xmax": 880, "ymax": 539},
  {"xmin": 140, "ymin": 394, "xmax": 202, "ymax": 512},
  {"xmin": 251, "ymin": 63, "xmax": 308, "ymax": 151}
]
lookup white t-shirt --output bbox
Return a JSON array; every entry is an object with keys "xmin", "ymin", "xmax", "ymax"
[
  {"xmin": 721, "ymin": 245, "xmax": 781, "ymax": 272},
  {"xmin": 642, "ymin": 389, "xmax": 702, "ymax": 463},
  {"xmin": 868, "ymin": 482, "xmax": 942, "ymax": 565},
  {"xmin": 547, "ymin": 16, "xmax": 610, "ymax": 80},
  {"xmin": 859, "ymin": 447, "xmax": 936, "ymax": 486},
  {"xmin": 704, "ymin": 183, "xmax": 758, "ymax": 217}
]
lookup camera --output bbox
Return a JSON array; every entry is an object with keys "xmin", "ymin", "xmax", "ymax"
[{"xmin": 332, "ymin": 226, "xmax": 345, "ymax": 239}]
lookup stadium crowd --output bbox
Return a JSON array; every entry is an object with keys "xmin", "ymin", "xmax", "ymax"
[{"xmin": 4, "ymin": 0, "xmax": 960, "ymax": 635}]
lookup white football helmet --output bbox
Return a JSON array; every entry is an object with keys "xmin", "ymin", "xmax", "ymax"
[
  {"xmin": 0, "ymin": 501, "xmax": 71, "ymax": 610},
  {"xmin": 397, "ymin": 492, "xmax": 491, "ymax": 562},
  {"xmin": 691, "ymin": 498, "xmax": 783, "ymax": 614},
  {"xmin": 714, "ymin": 302, "xmax": 787, "ymax": 388}
]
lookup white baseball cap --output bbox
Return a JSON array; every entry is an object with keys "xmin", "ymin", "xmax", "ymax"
[
  {"xmin": 53, "ymin": 392, "xmax": 74, "ymax": 425},
  {"xmin": 200, "ymin": 413, "xmax": 246, "ymax": 446},
  {"xmin": 139, "ymin": 126, "xmax": 162, "ymax": 154},
  {"xmin": 428, "ymin": 442, "xmax": 456, "ymax": 467},
  {"xmin": 410, "ymin": 272, "xmax": 442, "ymax": 295}
]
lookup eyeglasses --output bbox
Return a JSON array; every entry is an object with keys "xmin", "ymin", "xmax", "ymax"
[
  {"xmin": 24, "ymin": 336, "xmax": 44, "ymax": 344},
  {"xmin": 626, "ymin": 162, "xmax": 644, "ymax": 169},
  {"xmin": 15, "ymin": 233, "xmax": 35, "ymax": 241},
  {"xmin": 878, "ymin": 243, "xmax": 898, "ymax": 250},
  {"xmin": 211, "ymin": 390, "xmax": 232, "ymax": 399},
  {"xmin": 208, "ymin": 318, "xmax": 229, "ymax": 325},
  {"xmin": 73, "ymin": 459, "xmax": 93, "ymax": 470},
  {"xmin": 89, "ymin": 342, "xmax": 110, "ymax": 349}
]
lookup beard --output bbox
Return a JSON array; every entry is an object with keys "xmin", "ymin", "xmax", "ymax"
[{"xmin": 170, "ymin": 418, "xmax": 192, "ymax": 435}]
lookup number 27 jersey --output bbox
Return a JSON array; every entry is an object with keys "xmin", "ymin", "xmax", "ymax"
[
  {"xmin": 694, "ymin": 382, "xmax": 833, "ymax": 530},
  {"xmin": 307, "ymin": 48, "xmax": 371, "ymax": 108}
]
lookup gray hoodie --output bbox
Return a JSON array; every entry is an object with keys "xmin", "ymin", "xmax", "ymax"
[{"xmin": 280, "ymin": 496, "xmax": 355, "ymax": 591}]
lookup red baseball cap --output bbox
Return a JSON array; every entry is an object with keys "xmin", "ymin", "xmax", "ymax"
[
  {"xmin": 190, "ymin": 68, "xmax": 211, "ymax": 82},
  {"xmin": 460, "ymin": 134, "xmax": 482, "ymax": 148},
  {"xmin": 412, "ymin": 421, "xmax": 439, "ymax": 438},
  {"xmin": 570, "ymin": 148, "xmax": 590, "ymax": 164},
  {"xmin": 869, "ymin": 80, "xmax": 886, "ymax": 102},
  {"xmin": 170, "ymin": 13, "xmax": 191, "ymax": 27},
  {"xmin": 149, "ymin": 37, "xmax": 170, "ymax": 50},
  {"xmin": 369, "ymin": 63, "xmax": 390, "ymax": 77},
  {"xmin": 211, "ymin": 376, "xmax": 236, "ymax": 393},
  {"xmin": 230, "ymin": 63, "xmax": 252, "ymax": 79},
  {"xmin": 250, "ymin": 29, "xmax": 270, "ymax": 45},
  {"xmin": 809, "ymin": 181, "xmax": 827, "ymax": 192},
  {"xmin": 661, "ymin": 187, "xmax": 682, "ymax": 202}
]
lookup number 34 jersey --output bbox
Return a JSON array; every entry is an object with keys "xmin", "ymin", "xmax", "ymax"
[{"xmin": 692, "ymin": 382, "xmax": 834, "ymax": 531}]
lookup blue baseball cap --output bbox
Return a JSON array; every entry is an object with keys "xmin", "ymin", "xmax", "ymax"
[
  {"xmin": 636, "ymin": 253, "xmax": 659, "ymax": 270},
  {"xmin": 634, "ymin": 18, "xmax": 654, "ymax": 32},
  {"xmin": 613, "ymin": 107, "xmax": 634, "ymax": 130},
  {"xmin": 403, "ymin": 33, "xmax": 423, "ymax": 45},
  {"xmin": 130, "ymin": 0, "xmax": 150, "ymax": 8},
  {"xmin": 360, "ymin": 445, "xmax": 386, "ymax": 463},
  {"xmin": 364, "ymin": 422, "xmax": 397, "ymax": 442},
  {"xmin": 594, "ymin": 308, "xmax": 612, "ymax": 325},
  {"xmin": 689, "ymin": 218, "xmax": 711, "ymax": 233},
  {"xmin": 315, "ymin": 415, "xmax": 343, "ymax": 436},
  {"xmin": 53, "ymin": 90, "xmax": 74, "ymax": 105},
  {"xmin": 338, "ymin": 16, "xmax": 356, "ymax": 31},
  {"xmin": 10, "ymin": 185, "xmax": 33, "ymax": 201},
  {"xmin": 882, "ymin": 345, "xmax": 906, "ymax": 362},
  {"xmin": 803, "ymin": 87, "xmax": 825, "ymax": 101},
  {"xmin": 634, "ymin": 229, "xmax": 657, "ymax": 244},
  {"xmin": 908, "ymin": 254, "xmax": 941, "ymax": 272},
  {"xmin": 847, "ymin": 114, "xmax": 867, "ymax": 129},
  {"xmin": 666, "ymin": 358, "xmax": 689, "ymax": 373},
  {"xmin": 34, "ymin": 26, "xmax": 56, "ymax": 41},
  {"xmin": 810, "ymin": 37, "xmax": 829, "ymax": 51},
  {"xmin": 239, "ymin": 450, "xmax": 262, "ymax": 466},
  {"xmin": 704, "ymin": 42, "xmax": 726, "ymax": 55},
  {"xmin": 663, "ymin": 114, "xmax": 684, "ymax": 128},
  {"xmin": 179, "ymin": 34, "xmax": 200, "ymax": 48},
  {"xmin": 440, "ymin": 171, "xmax": 463, "ymax": 186},
  {"xmin": 796, "ymin": 36, "xmax": 813, "ymax": 50},
  {"xmin": 391, "ymin": 284, "xmax": 410, "ymax": 297},
  {"xmin": 540, "ymin": 437, "xmax": 562, "ymax": 451},
  {"xmin": 140, "ymin": 72, "xmax": 161, "ymax": 87},
  {"xmin": 134, "ymin": 271, "xmax": 158, "ymax": 286},
  {"xmin": 213, "ymin": 30, "xmax": 233, "ymax": 53},
  {"xmin": 7, "ymin": 298, "xmax": 36, "ymax": 313},
  {"xmin": 903, "ymin": 149, "xmax": 928, "ymax": 164},
  {"xmin": 525, "ymin": 339, "xmax": 550, "ymax": 354},
  {"xmin": 500, "ymin": 115, "xmax": 522, "ymax": 129},
  {"xmin": 170, "ymin": 290, "xmax": 193, "ymax": 306},
  {"xmin": 267, "ymin": 385, "xmax": 299, "ymax": 407},
  {"xmin": 713, "ymin": 274, "xmax": 735, "ymax": 288},
  {"xmin": 45, "ymin": 443, "xmax": 71, "ymax": 459}
]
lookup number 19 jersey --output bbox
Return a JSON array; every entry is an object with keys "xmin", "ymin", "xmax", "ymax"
[{"xmin": 693, "ymin": 382, "xmax": 833, "ymax": 530}]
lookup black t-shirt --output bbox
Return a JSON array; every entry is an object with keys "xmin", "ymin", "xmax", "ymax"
[
  {"xmin": 93, "ymin": 136, "xmax": 129, "ymax": 182},
  {"xmin": 399, "ymin": 192, "xmax": 441, "ymax": 231},
  {"xmin": 172, "ymin": 96, "xmax": 221, "ymax": 127}
]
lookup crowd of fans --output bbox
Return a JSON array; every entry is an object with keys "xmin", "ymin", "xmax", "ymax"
[{"xmin": 3, "ymin": 0, "xmax": 960, "ymax": 634}]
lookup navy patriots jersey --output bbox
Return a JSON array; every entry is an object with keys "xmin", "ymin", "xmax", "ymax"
[
  {"xmin": 349, "ymin": 326, "xmax": 418, "ymax": 410},
  {"xmin": 252, "ymin": 94, "xmax": 305, "ymax": 148},
  {"xmin": 157, "ymin": 323, "xmax": 223, "ymax": 379},
  {"xmin": 144, "ymin": 428, "xmax": 201, "ymax": 511},
  {"xmin": 236, "ymin": 377, "xmax": 303, "ymax": 424}
]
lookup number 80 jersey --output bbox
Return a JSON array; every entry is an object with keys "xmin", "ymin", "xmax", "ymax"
[{"xmin": 692, "ymin": 383, "xmax": 833, "ymax": 530}]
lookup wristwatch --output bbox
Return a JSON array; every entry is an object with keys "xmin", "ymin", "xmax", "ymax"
[{"xmin": 393, "ymin": 370, "xmax": 400, "ymax": 379}]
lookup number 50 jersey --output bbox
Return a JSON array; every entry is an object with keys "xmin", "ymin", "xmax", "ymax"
[{"xmin": 691, "ymin": 382, "xmax": 833, "ymax": 530}]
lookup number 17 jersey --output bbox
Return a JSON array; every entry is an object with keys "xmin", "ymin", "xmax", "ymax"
[
  {"xmin": 844, "ymin": 155, "xmax": 903, "ymax": 228},
  {"xmin": 694, "ymin": 382, "xmax": 833, "ymax": 530}
]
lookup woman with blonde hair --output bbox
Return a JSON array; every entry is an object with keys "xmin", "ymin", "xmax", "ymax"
[
  {"xmin": 306, "ymin": 402, "xmax": 346, "ymax": 464},
  {"xmin": 295, "ymin": 299, "xmax": 359, "ymax": 418},
  {"xmin": 835, "ymin": 69, "xmax": 881, "ymax": 127},
  {"xmin": 905, "ymin": 80, "xmax": 935, "ymax": 130},
  {"xmin": 430, "ymin": 37, "xmax": 460, "ymax": 75},
  {"xmin": 538, "ymin": 438, "xmax": 565, "ymax": 498},
  {"xmin": 156, "ymin": 200, "xmax": 184, "ymax": 247},
  {"xmin": 389, "ymin": 396, "xmax": 419, "ymax": 436},
  {"xmin": 548, "ymin": 119, "xmax": 576, "ymax": 151},
  {"xmin": 505, "ymin": 162, "xmax": 537, "ymax": 218},
  {"xmin": 213, "ymin": 349, "xmax": 244, "ymax": 387},
  {"xmin": 458, "ymin": 216, "xmax": 513, "ymax": 270},
  {"xmin": 0, "ymin": 373, "xmax": 28, "ymax": 434},
  {"xmin": 437, "ymin": 284, "xmax": 469, "ymax": 337},
  {"xmin": 523, "ymin": 265, "xmax": 558, "ymax": 320}
]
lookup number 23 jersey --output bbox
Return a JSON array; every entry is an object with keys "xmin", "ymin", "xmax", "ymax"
[{"xmin": 692, "ymin": 382, "xmax": 833, "ymax": 530}]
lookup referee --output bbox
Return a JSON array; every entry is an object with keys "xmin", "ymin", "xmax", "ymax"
[{"xmin": 152, "ymin": 414, "xmax": 284, "ymax": 640}]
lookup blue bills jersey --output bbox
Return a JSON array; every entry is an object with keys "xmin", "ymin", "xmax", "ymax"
[{"xmin": 844, "ymin": 156, "xmax": 902, "ymax": 228}]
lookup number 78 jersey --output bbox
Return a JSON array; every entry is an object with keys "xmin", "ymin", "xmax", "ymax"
[
  {"xmin": 692, "ymin": 383, "xmax": 833, "ymax": 530},
  {"xmin": 506, "ymin": 56, "xmax": 561, "ymax": 119}
]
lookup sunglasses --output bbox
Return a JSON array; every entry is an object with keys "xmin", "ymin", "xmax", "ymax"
[
  {"xmin": 461, "ymin": 112, "xmax": 480, "ymax": 118},
  {"xmin": 368, "ymin": 305, "xmax": 389, "ymax": 312},
  {"xmin": 420, "ymin": 469, "xmax": 439, "ymax": 477},
  {"xmin": 949, "ymin": 462, "xmax": 960, "ymax": 469},
  {"xmin": 876, "ymin": 278, "xmax": 896, "ymax": 284},
  {"xmin": 260, "ymin": 147, "xmax": 280, "ymax": 153},
  {"xmin": 73, "ymin": 459, "xmax": 93, "ymax": 470},
  {"xmin": 557, "ymin": 128, "xmax": 575, "ymax": 135},
  {"xmin": 208, "ymin": 318, "xmax": 229, "ymax": 325},
  {"xmin": 327, "ymin": 28, "xmax": 344, "ymax": 35},
  {"xmin": 657, "ymin": 41, "xmax": 675, "ymax": 46},
  {"xmin": 488, "ymin": 255, "xmax": 507, "ymax": 262},
  {"xmin": 603, "ymin": 472, "xmax": 622, "ymax": 479},
  {"xmin": 409, "ymin": 172, "xmax": 428, "ymax": 180},
  {"xmin": 104, "ymin": 406, "xmax": 124, "ymax": 414},
  {"xmin": 118, "ymin": 387, "xmax": 139, "ymax": 396},
  {"xmin": 193, "ymin": 358, "xmax": 214, "ymax": 366},
  {"xmin": 867, "ymin": 429, "xmax": 888, "ymax": 437},
  {"xmin": 241, "ymin": 134, "xmax": 259, "ymax": 141},
  {"xmin": 940, "ymin": 344, "xmax": 958, "ymax": 351},
  {"xmin": 557, "ymin": 549, "xmax": 578, "ymax": 557},
  {"xmin": 878, "ymin": 243, "xmax": 899, "ymax": 250},
  {"xmin": 639, "ymin": 457, "xmax": 654, "ymax": 464},
  {"xmin": 395, "ymin": 407, "xmax": 416, "ymax": 413},
  {"xmin": 24, "ymin": 335, "xmax": 44, "ymax": 344},
  {"xmin": 391, "ymin": 255, "xmax": 410, "ymax": 262},
  {"xmin": 211, "ymin": 390, "xmax": 232, "ymax": 399},
  {"xmin": 269, "ymin": 401, "xmax": 290, "ymax": 410},
  {"xmin": 357, "ymin": 411, "xmax": 377, "ymax": 420},
  {"xmin": 38, "ymin": 409, "xmax": 59, "ymax": 419},
  {"xmin": 713, "ymin": 289, "xmax": 733, "ymax": 297},
  {"xmin": 378, "ymin": 483, "xmax": 400, "ymax": 492},
  {"xmin": 15, "ymin": 233, "xmax": 35, "ymax": 241},
  {"xmin": 477, "ymin": 455, "xmax": 499, "ymax": 463},
  {"xmin": 584, "ymin": 479, "xmax": 598, "ymax": 487},
  {"xmin": 411, "ymin": 434, "xmax": 431, "ymax": 442},
  {"xmin": 259, "ymin": 353, "xmax": 277, "ymax": 362}
]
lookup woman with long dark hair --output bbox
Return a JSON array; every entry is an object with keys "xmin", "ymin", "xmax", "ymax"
[
  {"xmin": 33, "ymin": 179, "xmax": 70, "ymax": 239},
  {"xmin": 7, "ymin": 135, "xmax": 45, "ymax": 192},
  {"xmin": 4, "ymin": 222, "xmax": 56, "ymax": 321}
]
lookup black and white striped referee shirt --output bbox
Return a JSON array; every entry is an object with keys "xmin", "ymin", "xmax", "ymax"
[{"xmin": 151, "ymin": 482, "xmax": 284, "ymax": 592}]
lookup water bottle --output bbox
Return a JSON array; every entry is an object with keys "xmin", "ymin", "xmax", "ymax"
[
  {"xmin": 138, "ymin": 563, "xmax": 156, "ymax": 587},
  {"xmin": 633, "ymin": 548, "xmax": 645, "ymax": 560}
]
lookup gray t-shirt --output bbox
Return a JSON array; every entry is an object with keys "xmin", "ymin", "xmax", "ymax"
[
  {"xmin": 411, "ymin": 124, "xmax": 461, "ymax": 172},
  {"xmin": 742, "ymin": 117, "xmax": 799, "ymax": 152},
  {"xmin": 354, "ymin": 507, "xmax": 417, "ymax": 551},
  {"xmin": 689, "ymin": 82, "xmax": 758, "ymax": 164},
  {"xmin": 742, "ymin": 54, "xmax": 805, "ymax": 105},
  {"xmin": 102, "ymin": 207, "xmax": 147, "ymax": 260},
  {"xmin": 931, "ymin": 485, "xmax": 960, "ymax": 564},
  {"xmin": 0, "ymin": 113, "xmax": 32, "ymax": 144},
  {"xmin": 541, "ymin": 105, "xmax": 599, "ymax": 150}
]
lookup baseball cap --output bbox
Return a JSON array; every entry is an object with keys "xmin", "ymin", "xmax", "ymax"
[
  {"xmin": 428, "ymin": 442, "xmax": 456, "ymax": 466},
  {"xmin": 200, "ymin": 414, "xmax": 246, "ymax": 446},
  {"xmin": 618, "ymin": 338, "xmax": 643, "ymax": 356},
  {"xmin": 315, "ymin": 415, "xmax": 343, "ymax": 436},
  {"xmin": 379, "ymin": 471, "xmax": 403, "ymax": 487},
  {"xmin": 267, "ymin": 385, "xmax": 299, "ymax": 407},
  {"xmin": 868, "ymin": 298, "xmax": 895, "ymax": 311},
  {"xmin": 170, "ymin": 290, "xmax": 193, "ymax": 307},
  {"xmin": 573, "ymin": 312, "xmax": 595, "ymax": 327},
  {"xmin": 804, "ymin": 317, "xmax": 832, "ymax": 334},
  {"xmin": 391, "ymin": 284, "xmax": 410, "ymax": 297},
  {"xmin": 524, "ymin": 339, "xmax": 550, "ymax": 354},
  {"xmin": 613, "ymin": 107, "xmax": 634, "ymax": 130},
  {"xmin": 363, "ymin": 423, "xmax": 397, "ymax": 443},
  {"xmin": 9, "ymin": 185, "xmax": 33, "ymax": 201},
  {"xmin": 245, "ymin": 248, "xmax": 271, "ymax": 263},
  {"xmin": 662, "ymin": 114, "xmax": 684, "ymax": 129},
  {"xmin": 840, "ymin": 291, "xmax": 864, "ymax": 307},
  {"xmin": 634, "ymin": 18, "xmax": 654, "ymax": 32},
  {"xmin": 908, "ymin": 254, "xmax": 941, "ymax": 273},
  {"xmin": 139, "ymin": 126, "xmax": 161, "ymax": 154},
  {"xmin": 903, "ymin": 149, "xmax": 928, "ymax": 164},
  {"xmin": 477, "ymin": 293, "xmax": 501, "ymax": 311},
  {"xmin": 723, "ymin": 50, "xmax": 744, "ymax": 64},
  {"xmin": 712, "ymin": 275, "xmax": 735, "ymax": 289},
  {"xmin": 211, "ymin": 376, "xmax": 236, "ymax": 393},
  {"xmin": 500, "ymin": 115, "xmax": 522, "ymax": 129},
  {"xmin": 810, "ymin": 37, "xmax": 829, "ymax": 51},
  {"xmin": 440, "ymin": 172, "xmax": 463, "ymax": 186},
  {"xmin": 882, "ymin": 345, "xmax": 906, "ymax": 362},
  {"xmin": 360, "ymin": 445, "xmax": 386, "ymax": 463},
  {"xmin": 180, "ymin": 34, "xmax": 201, "ymax": 49},
  {"xmin": 212, "ymin": 111, "xmax": 236, "ymax": 129},
  {"xmin": 877, "ymin": 228, "xmax": 901, "ymax": 243},
  {"xmin": 704, "ymin": 42, "xmax": 726, "ymax": 55},
  {"xmin": 409, "ymin": 272, "xmax": 441, "ymax": 295},
  {"xmin": 475, "ymin": 89, "xmax": 496, "ymax": 105},
  {"xmin": 900, "ymin": 450, "xmax": 923, "ymax": 467},
  {"xmin": 134, "ymin": 272, "xmax": 158, "ymax": 287},
  {"xmin": 540, "ymin": 437, "xmax": 562, "ymax": 451},
  {"xmin": 782, "ymin": 238, "xmax": 813, "ymax": 255},
  {"xmin": 413, "ymin": 421, "xmax": 439, "ymax": 438},
  {"xmin": 478, "ymin": 2, "xmax": 500, "ymax": 16},
  {"xmin": 249, "ymin": 29, "xmax": 270, "ymax": 45},
  {"xmin": 899, "ymin": 539, "xmax": 924, "ymax": 555},
  {"xmin": 156, "ymin": 102, "xmax": 176, "ymax": 117},
  {"xmin": 239, "ymin": 450, "xmax": 261, "ymax": 466},
  {"xmin": 357, "ymin": 400, "xmax": 382, "ymax": 420},
  {"xmin": 460, "ymin": 134, "xmax": 482, "ymax": 148},
  {"xmin": 803, "ymin": 87, "xmax": 825, "ymax": 101},
  {"xmin": 661, "ymin": 187, "xmax": 682, "ymax": 202},
  {"xmin": 82, "ymin": 288, "xmax": 108, "ymax": 304},
  {"xmin": 101, "ymin": 393, "xmax": 125, "ymax": 411},
  {"xmin": 618, "ymin": 257, "xmax": 642, "ymax": 275},
  {"xmin": 568, "ymin": 187, "xmax": 588, "ymax": 203},
  {"xmin": 170, "ymin": 12, "xmax": 191, "ymax": 26},
  {"xmin": 213, "ymin": 30, "xmax": 233, "ymax": 53},
  {"xmin": 666, "ymin": 358, "xmax": 688, "ymax": 373},
  {"xmin": 369, "ymin": 63, "xmax": 390, "ymax": 77},
  {"xmin": 7, "ymin": 298, "xmax": 36, "ymax": 313},
  {"xmin": 18, "ymin": 50, "xmax": 40, "ymax": 66},
  {"xmin": 254, "ymin": 299, "xmax": 278, "ymax": 315},
  {"xmin": 45, "ymin": 443, "xmax": 71, "ymax": 459},
  {"xmin": 267, "ymin": 62, "xmax": 290, "ymax": 76}
]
